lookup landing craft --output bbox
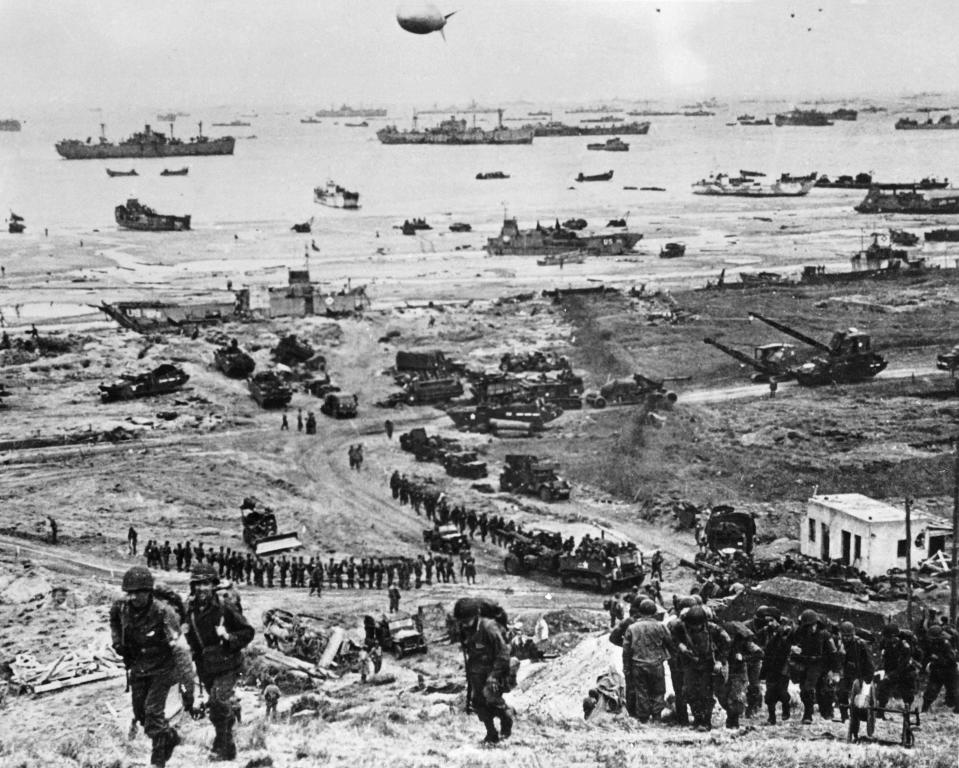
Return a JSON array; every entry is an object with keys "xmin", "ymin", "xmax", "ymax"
[{"xmin": 396, "ymin": 2, "xmax": 456, "ymax": 38}]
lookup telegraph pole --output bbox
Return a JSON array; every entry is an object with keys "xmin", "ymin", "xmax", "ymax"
[{"xmin": 905, "ymin": 496, "xmax": 913, "ymax": 626}]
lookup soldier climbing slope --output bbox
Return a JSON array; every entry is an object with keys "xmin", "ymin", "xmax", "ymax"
[{"xmin": 109, "ymin": 567, "xmax": 182, "ymax": 768}]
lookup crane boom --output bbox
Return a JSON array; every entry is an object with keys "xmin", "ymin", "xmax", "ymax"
[
  {"xmin": 703, "ymin": 337, "xmax": 780, "ymax": 376},
  {"xmin": 747, "ymin": 311, "xmax": 831, "ymax": 353}
]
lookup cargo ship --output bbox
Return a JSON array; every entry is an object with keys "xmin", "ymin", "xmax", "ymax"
[
  {"xmin": 524, "ymin": 120, "xmax": 650, "ymax": 137},
  {"xmin": 315, "ymin": 105, "xmax": 387, "ymax": 118},
  {"xmin": 314, "ymin": 180, "xmax": 360, "ymax": 209},
  {"xmin": 0, "ymin": 119, "xmax": 22, "ymax": 132},
  {"xmin": 895, "ymin": 115, "xmax": 959, "ymax": 130},
  {"xmin": 855, "ymin": 187, "xmax": 959, "ymax": 214},
  {"xmin": 115, "ymin": 199, "xmax": 191, "ymax": 231},
  {"xmin": 55, "ymin": 123, "xmax": 235, "ymax": 159},
  {"xmin": 377, "ymin": 112, "xmax": 533, "ymax": 145},
  {"xmin": 692, "ymin": 173, "xmax": 817, "ymax": 197},
  {"xmin": 586, "ymin": 137, "xmax": 629, "ymax": 151},
  {"xmin": 486, "ymin": 218, "xmax": 642, "ymax": 256},
  {"xmin": 774, "ymin": 109, "xmax": 833, "ymax": 127}
]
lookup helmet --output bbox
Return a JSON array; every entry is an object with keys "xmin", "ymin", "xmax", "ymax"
[
  {"xmin": 190, "ymin": 562, "xmax": 219, "ymax": 585},
  {"xmin": 839, "ymin": 621, "xmax": 855, "ymax": 636},
  {"xmin": 683, "ymin": 606, "xmax": 708, "ymax": 626},
  {"xmin": 122, "ymin": 566, "xmax": 154, "ymax": 592},
  {"xmin": 882, "ymin": 624, "xmax": 900, "ymax": 638},
  {"xmin": 799, "ymin": 609, "xmax": 818, "ymax": 627},
  {"xmin": 452, "ymin": 597, "xmax": 481, "ymax": 622},
  {"xmin": 928, "ymin": 625, "xmax": 944, "ymax": 639},
  {"xmin": 675, "ymin": 596, "xmax": 697, "ymax": 611},
  {"xmin": 638, "ymin": 599, "xmax": 658, "ymax": 616}
]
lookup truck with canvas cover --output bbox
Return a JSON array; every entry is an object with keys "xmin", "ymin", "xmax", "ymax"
[
  {"xmin": 99, "ymin": 363, "xmax": 189, "ymax": 402},
  {"xmin": 559, "ymin": 547, "xmax": 645, "ymax": 592},
  {"xmin": 703, "ymin": 505, "xmax": 756, "ymax": 555},
  {"xmin": 499, "ymin": 454, "xmax": 571, "ymax": 502},
  {"xmin": 320, "ymin": 392, "xmax": 358, "ymax": 418},
  {"xmin": 423, "ymin": 523, "xmax": 471, "ymax": 554},
  {"xmin": 240, "ymin": 496, "xmax": 301, "ymax": 555}
]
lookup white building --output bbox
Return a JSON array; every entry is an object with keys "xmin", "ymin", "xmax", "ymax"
[{"xmin": 801, "ymin": 493, "xmax": 949, "ymax": 577}]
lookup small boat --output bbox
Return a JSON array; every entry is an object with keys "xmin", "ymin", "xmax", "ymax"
[
  {"xmin": 476, "ymin": 171, "xmax": 510, "ymax": 180},
  {"xmin": 739, "ymin": 170, "xmax": 766, "ymax": 178},
  {"xmin": 889, "ymin": 229, "xmax": 919, "ymax": 246},
  {"xmin": 160, "ymin": 167, "xmax": 189, "ymax": 176},
  {"xmin": 925, "ymin": 228, "xmax": 959, "ymax": 242},
  {"xmin": 8, "ymin": 211, "xmax": 24, "ymax": 234},
  {"xmin": 586, "ymin": 137, "xmax": 629, "ymax": 151},
  {"xmin": 576, "ymin": 170, "xmax": 614, "ymax": 182},
  {"xmin": 344, "ymin": 121, "xmax": 369, "ymax": 127},
  {"xmin": 211, "ymin": 120, "xmax": 251, "ymax": 127},
  {"xmin": 291, "ymin": 218, "xmax": 313, "ymax": 234},
  {"xmin": 537, "ymin": 252, "xmax": 585, "ymax": 266},
  {"xmin": 106, "ymin": 168, "xmax": 138, "ymax": 177},
  {"xmin": 314, "ymin": 180, "xmax": 360, "ymax": 209},
  {"xmin": 640, "ymin": 186, "xmax": 666, "ymax": 192},
  {"xmin": 300, "ymin": 117, "xmax": 323, "ymax": 124},
  {"xmin": 115, "ymin": 198, "xmax": 191, "ymax": 231},
  {"xmin": 659, "ymin": 242, "xmax": 686, "ymax": 258},
  {"xmin": 623, "ymin": 185, "xmax": 638, "ymax": 190},
  {"xmin": 449, "ymin": 222, "xmax": 472, "ymax": 232},
  {"xmin": 399, "ymin": 218, "xmax": 431, "ymax": 235}
]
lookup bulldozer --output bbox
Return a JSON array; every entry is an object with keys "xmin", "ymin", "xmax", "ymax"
[
  {"xmin": 704, "ymin": 337, "xmax": 798, "ymax": 383},
  {"xmin": 240, "ymin": 496, "xmax": 301, "ymax": 556},
  {"xmin": 747, "ymin": 311, "xmax": 887, "ymax": 386}
]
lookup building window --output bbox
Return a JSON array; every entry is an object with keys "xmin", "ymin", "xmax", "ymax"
[
  {"xmin": 854, "ymin": 535, "xmax": 862, "ymax": 560},
  {"xmin": 808, "ymin": 519, "xmax": 816, "ymax": 542},
  {"xmin": 897, "ymin": 539, "xmax": 908, "ymax": 558}
]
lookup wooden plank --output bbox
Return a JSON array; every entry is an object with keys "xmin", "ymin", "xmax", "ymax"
[{"xmin": 31, "ymin": 669, "xmax": 119, "ymax": 694}]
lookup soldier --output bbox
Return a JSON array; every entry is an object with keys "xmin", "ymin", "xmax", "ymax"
[
  {"xmin": 622, "ymin": 598, "xmax": 675, "ymax": 722},
  {"xmin": 305, "ymin": 412, "xmax": 317, "ymax": 435},
  {"xmin": 607, "ymin": 594, "xmax": 626, "ymax": 629},
  {"xmin": 185, "ymin": 563, "xmax": 254, "ymax": 761},
  {"xmin": 388, "ymin": 585, "xmax": 401, "ymax": 613},
  {"xmin": 128, "ymin": 525, "xmax": 139, "ymax": 556},
  {"xmin": 281, "ymin": 413, "xmax": 289, "ymax": 430},
  {"xmin": 385, "ymin": 418, "xmax": 394, "ymax": 440},
  {"xmin": 791, "ymin": 609, "xmax": 841, "ymax": 724},
  {"xmin": 649, "ymin": 550, "xmax": 664, "ymax": 581},
  {"xmin": 743, "ymin": 605, "xmax": 779, "ymax": 718},
  {"xmin": 399, "ymin": 475, "xmax": 410, "ymax": 505},
  {"xmin": 334, "ymin": 561, "xmax": 344, "ymax": 589},
  {"xmin": 718, "ymin": 620, "xmax": 764, "ymax": 729},
  {"xmin": 921, "ymin": 624, "xmax": 959, "ymax": 713},
  {"xmin": 279, "ymin": 556, "xmax": 289, "ymax": 588},
  {"xmin": 465, "ymin": 556, "xmax": 477, "ymax": 585},
  {"xmin": 673, "ymin": 605, "xmax": 730, "ymax": 731},
  {"xmin": 375, "ymin": 559, "xmax": 385, "ymax": 590},
  {"xmin": 217, "ymin": 547, "xmax": 227, "ymax": 578},
  {"xmin": 664, "ymin": 596, "xmax": 697, "ymax": 726},
  {"xmin": 182, "ymin": 540, "xmax": 193, "ymax": 571},
  {"xmin": 252, "ymin": 558, "xmax": 264, "ymax": 587},
  {"xmin": 265, "ymin": 557, "xmax": 276, "ymax": 588},
  {"xmin": 174, "ymin": 542, "xmax": 184, "ymax": 571},
  {"xmin": 453, "ymin": 598, "xmax": 515, "ymax": 744},
  {"xmin": 110, "ymin": 567, "xmax": 181, "ymax": 768},
  {"xmin": 263, "ymin": 679, "xmax": 281, "ymax": 721},
  {"xmin": 479, "ymin": 512, "xmax": 489, "ymax": 542},
  {"xmin": 297, "ymin": 409, "xmax": 304, "ymax": 432},
  {"xmin": 390, "ymin": 470, "xmax": 401, "ymax": 499},
  {"xmin": 877, "ymin": 624, "xmax": 918, "ymax": 717},
  {"xmin": 836, "ymin": 621, "xmax": 875, "ymax": 723},
  {"xmin": 346, "ymin": 558, "xmax": 356, "ymax": 589},
  {"xmin": 309, "ymin": 561, "xmax": 324, "ymax": 597}
]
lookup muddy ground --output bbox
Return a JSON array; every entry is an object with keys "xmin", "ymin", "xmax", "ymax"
[{"xmin": 1, "ymin": 231, "xmax": 958, "ymax": 766}]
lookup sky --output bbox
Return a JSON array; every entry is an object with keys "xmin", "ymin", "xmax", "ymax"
[{"xmin": 3, "ymin": 0, "xmax": 959, "ymax": 112}]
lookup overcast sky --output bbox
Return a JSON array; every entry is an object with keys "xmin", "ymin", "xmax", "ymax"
[{"xmin": 3, "ymin": 0, "xmax": 958, "ymax": 111}]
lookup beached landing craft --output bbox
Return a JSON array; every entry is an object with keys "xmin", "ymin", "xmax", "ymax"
[
  {"xmin": 692, "ymin": 173, "xmax": 817, "ymax": 197},
  {"xmin": 314, "ymin": 180, "xmax": 360, "ymax": 209},
  {"xmin": 486, "ymin": 217, "xmax": 641, "ymax": 256},
  {"xmin": 115, "ymin": 199, "xmax": 191, "ymax": 231}
]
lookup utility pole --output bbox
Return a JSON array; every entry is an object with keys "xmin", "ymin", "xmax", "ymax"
[
  {"xmin": 952, "ymin": 442, "xmax": 959, "ymax": 624},
  {"xmin": 905, "ymin": 496, "xmax": 913, "ymax": 626}
]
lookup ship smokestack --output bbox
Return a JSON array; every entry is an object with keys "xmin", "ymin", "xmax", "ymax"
[
  {"xmin": 198, "ymin": 121, "xmax": 203, "ymax": 138},
  {"xmin": 100, "ymin": 123, "xmax": 105, "ymax": 140}
]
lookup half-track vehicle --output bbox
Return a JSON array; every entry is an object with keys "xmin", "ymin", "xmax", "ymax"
[
  {"xmin": 503, "ymin": 528, "xmax": 564, "ymax": 576},
  {"xmin": 364, "ymin": 613, "xmax": 428, "ymax": 658},
  {"xmin": 213, "ymin": 342, "xmax": 255, "ymax": 379},
  {"xmin": 499, "ymin": 454, "xmax": 571, "ymax": 502},
  {"xmin": 248, "ymin": 370, "xmax": 293, "ymax": 408},
  {"xmin": 443, "ymin": 450, "xmax": 488, "ymax": 479},
  {"xmin": 99, "ymin": 363, "xmax": 189, "ymax": 402},
  {"xmin": 320, "ymin": 392, "xmax": 358, "ymax": 418},
  {"xmin": 423, "ymin": 523, "xmax": 471, "ymax": 554},
  {"xmin": 240, "ymin": 496, "xmax": 301, "ymax": 555}
]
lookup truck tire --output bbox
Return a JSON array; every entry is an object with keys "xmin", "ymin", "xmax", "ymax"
[
  {"xmin": 539, "ymin": 486, "xmax": 553, "ymax": 503},
  {"xmin": 592, "ymin": 397, "xmax": 606, "ymax": 409}
]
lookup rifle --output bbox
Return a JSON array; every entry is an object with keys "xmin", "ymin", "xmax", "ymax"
[{"xmin": 462, "ymin": 646, "xmax": 472, "ymax": 714}]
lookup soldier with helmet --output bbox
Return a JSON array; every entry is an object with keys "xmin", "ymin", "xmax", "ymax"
[
  {"xmin": 761, "ymin": 614, "xmax": 795, "ymax": 725},
  {"xmin": 790, "ymin": 609, "xmax": 841, "ymax": 724},
  {"xmin": 622, "ymin": 598, "xmax": 676, "ymax": 722},
  {"xmin": 744, "ymin": 605, "xmax": 780, "ymax": 718},
  {"xmin": 109, "ymin": 566, "xmax": 182, "ymax": 768},
  {"xmin": 453, "ymin": 597, "xmax": 515, "ymax": 744},
  {"xmin": 184, "ymin": 563, "xmax": 254, "ymax": 761},
  {"xmin": 921, "ymin": 624, "xmax": 959, "ymax": 713},
  {"xmin": 672, "ymin": 604, "xmax": 730, "ymax": 731},
  {"xmin": 836, "ymin": 621, "xmax": 875, "ymax": 723},
  {"xmin": 718, "ymin": 620, "xmax": 764, "ymax": 729},
  {"xmin": 876, "ymin": 623, "xmax": 918, "ymax": 718}
]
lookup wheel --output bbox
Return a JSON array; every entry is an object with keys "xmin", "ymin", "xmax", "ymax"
[
  {"xmin": 599, "ymin": 576, "xmax": 611, "ymax": 592},
  {"xmin": 539, "ymin": 486, "xmax": 553, "ymax": 503},
  {"xmin": 592, "ymin": 397, "xmax": 606, "ymax": 409}
]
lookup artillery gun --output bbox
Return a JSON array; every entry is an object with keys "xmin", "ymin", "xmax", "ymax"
[
  {"xmin": 703, "ymin": 337, "xmax": 798, "ymax": 383},
  {"xmin": 747, "ymin": 311, "xmax": 887, "ymax": 385}
]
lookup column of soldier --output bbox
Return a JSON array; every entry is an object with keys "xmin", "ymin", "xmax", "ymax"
[
  {"xmin": 141, "ymin": 537, "xmax": 471, "ymax": 590},
  {"xmin": 604, "ymin": 592, "xmax": 959, "ymax": 736}
]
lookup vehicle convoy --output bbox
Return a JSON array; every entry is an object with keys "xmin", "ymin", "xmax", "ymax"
[
  {"xmin": 558, "ymin": 548, "xmax": 645, "ymax": 592},
  {"xmin": 248, "ymin": 370, "xmax": 293, "ymax": 408},
  {"xmin": 214, "ymin": 342, "xmax": 255, "ymax": 378},
  {"xmin": 423, "ymin": 524, "xmax": 471, "ymax": 554},
  {"xmin": 364, "ymin": 613, "xmax": 427, "ymax": 658},
  {"xmin": 703, "ymin": 337, "xmax": 799, "ymax": 383},
  {"xmin": 320, "ymin": 392, "xmax": 358, "ymax": 418},
  {"xmin": 747, "ymin": 311, "xmax": 887, "ymax": 385},
  {"xmin": 585, "ymin": 373, "xmax": 683, "ymax": 409},
  {"xmin": 499, "ymin": 454, "xmax": 571, "ymax": 502},
  {"xmin": 99, "ymin": 363, "xmax": 189, "ymax": 402},
  {"xmin": 240, "ymin": 496, "xmax": 301, "ymax": 555}
]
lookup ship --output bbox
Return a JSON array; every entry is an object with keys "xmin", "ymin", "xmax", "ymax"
[
  {"xmin": 586, "ymin": 137, "xmax": 629, "ymax": 151},
  {"xmin": 895, "ymin": 115, "xmax": 959, "ymax": 130},
  {"xmin": 692, "ymin": 173, "xmax": 817, "ymax": 197},
  {"xmin": 115, "ymin": 199, "xmax": 191, "ymax": 231},
  {"xmin": 160, "ymin": 167, "xmax": 189, "ymax": 176},
  {"xmin": 924, "ymin": 228, "xmax": 959, "ymax": 242},
  {"xmin": 815, "ymin": 173, "xmax": 948, "ymax": 190},
  {"xmin": 486, "ymin": 217, "xmax": 642, "ymax": 256},
  {"xmin": 106, "ymin": 168, "xmax": 137, "ymax": 177},
  {"xmin": 211, "ymin": 120, "xmax": 251, "ymax": 127},
  {"xmin": 300, "ymin": 116, "xmax": 323, "ymax": 124},
  {"xmin": 854, "ymin": 187, "xmax": 959, "ymax": 214},
  {"xmin": 736, "ymin": 115, "xmax": 772, "ymax": 126},
  {"xmin": 55, "ymin": 123, "xmax": 235, "ymax": 159},
  {"xmin": 576, "ymin": 170, "xmax": 613, "ymax": 182},
  {"xmin": 377, "ymin": 112, "xmax": 533, "ymax": 145},
  {"xmin": 314, "ymin": 180, "xmax": 360, "ymax": 209},
  {"xmin": 315, "ymin": 105, "xmax": 387, "ymax": 118},
  {"xmin": 156, "ymin": 113, "xmax": 177, "ymax": 123},
  {"xmin": 524, "ymin": 120, "xmax": 650, "ymax": 137},
  {"xmin": 476, "ymin": 171, "xmax": 510, "ymax": 180},
  {"xmin": 774, "ymin": 109, "xmax": 834, "ymax": 127},
  {"xmin": 829, "ymin": 108, "xmax": 858, "ymax": 121},
  {"xmin": 581, "ymin": 116, "xmax": 625, "ymax": 123},
  {"xmin": 0, "ymin": 119, "xmax": 22, "ymax": 132}
]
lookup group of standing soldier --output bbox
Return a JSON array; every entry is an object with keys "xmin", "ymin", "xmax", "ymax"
[{"xmin": 610, "ymin": 592, "xmax": 959, "ymax": 737}]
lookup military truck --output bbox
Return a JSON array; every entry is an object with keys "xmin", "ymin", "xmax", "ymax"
[
  {"xmin": 443, "ymin": 450, "xmax": 488, "ymax": 479},
  {"xmin": 702, "ymin": 505, "xmax": 756, "ymax": 555},
  {"xmin": 499, "ymin": 454, "xmax": 571, "ymax": 502},
  {"xmin": 558, "ymin": 548, "xmax": 645, "ymax": 592},
  {"xmin": 99, "ymin": 363, "xmax": 190, "ymax": 402},
  {"xmin": 248, "ymin": 370, "xmax": 293, "ymax": 408},
  {"xmin": 423, "ymin": 524, "xmax": 471, "ymax": 554},
  {"xmin": 399, "ymin": 428, "xmax": 461, "ymax": 462},
  {"xmin": 472, "ymin": 371, "xmax": 584, "ymax": 410},
  {"xmin": 585, "ymin": 373, "xmax": 681, "ymax": 409},
  {"xmin": 240, "ymin": 496, "xmax": 301, "ymax": 555},
  {"xmin": 320, "ymin": 392, "xmax": 358, "ymax": 418},
  {"xmin": 365, "ymin": 613, "xmax": 428, "ymax": 658}
]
